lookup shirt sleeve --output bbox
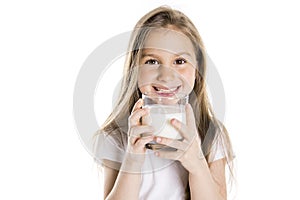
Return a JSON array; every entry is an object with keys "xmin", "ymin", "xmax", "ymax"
[
  {"xmin": 207, "ymin": 127, "xmax": 228, "ymax": 163},
  {"xmin": 93, "ymin": 130, "xmax": 126, "ymax": 166}
]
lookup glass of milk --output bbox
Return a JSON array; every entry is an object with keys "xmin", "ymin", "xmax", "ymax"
[{"xmin": 142, "ymin": 93, "xmax": 188, "ymax": 150}]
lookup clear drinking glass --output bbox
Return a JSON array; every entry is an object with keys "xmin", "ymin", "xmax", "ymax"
[{"xmin": 142, "ymin": 93, "xmax": 189, "ymax": 150}]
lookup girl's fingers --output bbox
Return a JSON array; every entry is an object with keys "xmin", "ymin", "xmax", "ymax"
[
  {"xmin": 170, "ymin": 118, "xmax": 190, "ymax": 140},
  {"xmin": 129, "ymin": 125, "xmax": 154, "ymax": 145},
  {"xmin": 131, "ymin": 99, "xmax": 143, "ymax": 114},
  {"xmin": 170, "ymin": 104, "xmax": 197, "ymax": 140},
  {"xmin": 129, "ymin": 125, "xmax": 154, "ymax": 137},
  {"xmin": 130, "ymin": 134, "xmax": 154, "ymax": 146},
  {"xmin": 129, "ymin": 108, "xmax": 149, "ymax": 126},
  {"xmin": 135, "ymin": 135, "xmax": 155, "ymax": 146},
  {"xmin": 154, "ymin": 136, "xmax": 189, "ymax": 151},
  {"xmin": 154, "ymin": 150, "xmax": 182, "ymax": 161}
]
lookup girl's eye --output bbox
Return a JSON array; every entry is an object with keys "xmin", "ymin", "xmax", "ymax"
[
  {"xmin": 145, "ymin": 59, "xmax": 159, "ymax": 65},
  {"xmin": 174, "ymin": 58, "xmax": 187, "ymax": 65}
]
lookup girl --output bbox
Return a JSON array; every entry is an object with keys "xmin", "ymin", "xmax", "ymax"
[{"xmin": 94, "ymin": 6, "xmax": 234, "ymax": 200}]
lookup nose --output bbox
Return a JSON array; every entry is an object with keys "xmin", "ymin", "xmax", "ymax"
[{"xmin": 157, "ymin": 65, "xmax": 176, "ymax": 82}]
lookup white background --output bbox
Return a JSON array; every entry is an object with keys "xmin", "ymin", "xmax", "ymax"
[{"xmin": 1, "ymin": 0, "xmax": 300, "ymax": 199}]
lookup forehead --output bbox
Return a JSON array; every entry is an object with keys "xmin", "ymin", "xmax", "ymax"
[{"xmin": 142, "ymin": 28, "xmax": 195, "ymax": 55}]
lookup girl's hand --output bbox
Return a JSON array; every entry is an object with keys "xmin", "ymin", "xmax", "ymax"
[
  {"xmin": 123, "ymin": 99, "xmax": 154, "ymax": 171},
  {"xmin": 153, "ymin": 104, "xmax": 205, "ymax": 174}
]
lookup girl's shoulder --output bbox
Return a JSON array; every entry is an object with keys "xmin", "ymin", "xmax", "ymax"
[
  {"xmin": 207, "ymin": 119, "xmax": 234, "ymax": 163},
  {"xmin": 96, "ymin": 128, "xmax": 128, "ymax": 148},
  {"xmin": 93, "ymin": 129, "xmax": 128, "ymax": 166}
]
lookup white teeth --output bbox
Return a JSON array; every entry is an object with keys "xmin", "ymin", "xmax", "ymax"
[{"xmin": 156, "ymin": 86, "xmax": 178, "ymax": 93}]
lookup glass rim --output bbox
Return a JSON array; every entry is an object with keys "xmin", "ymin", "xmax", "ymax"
[{"xmin": 142, "ymin": 92, "xmax": 189, "ymax": 100}]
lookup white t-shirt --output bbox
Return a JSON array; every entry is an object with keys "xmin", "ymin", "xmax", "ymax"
[{"xmin": 94, "ymin": 130, "xmax": 225, "ymax": 200}]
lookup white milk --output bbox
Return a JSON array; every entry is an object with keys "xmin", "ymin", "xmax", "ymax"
[{"xmin": 148, "ymin": 105, "xmax": 186, "ymax": 140}]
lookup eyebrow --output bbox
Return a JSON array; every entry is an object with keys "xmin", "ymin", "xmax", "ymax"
[
  {"xmin": 141, "ymin": 51, "xmax": 192, "ymax": 58},
  {"xmin": 175, "ymin": 52, "xmax": 192, "ymax": 57},
  {"xmin": 141, "ymin": 53, "xmax": 156, "ymax": 58}
]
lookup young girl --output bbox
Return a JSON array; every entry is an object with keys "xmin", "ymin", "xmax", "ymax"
[{"xmin": 93, "ymin": 6, "xmax": 234, "ymax": 200}]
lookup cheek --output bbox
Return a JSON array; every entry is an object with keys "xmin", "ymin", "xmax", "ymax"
[
  {"xmin": 179, "ymin": 67, "xmax": 196, "ymax": 89},
  {"xmin": 137, "ymin": 67, "xmax": 155, "ymax": 92}
]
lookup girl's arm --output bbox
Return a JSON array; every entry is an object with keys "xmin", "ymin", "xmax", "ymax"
[
  {"xmin": 102, "ymin": 164, "xmax": 118, "ymax": 199},
  {"xmin": 208, "ymin": 158, "xmax": 227, "ymax": 198},
  {"xmin": 103, "ymin": 152, "xmax": 151, "ymax": 200},
  {"xmin": 103, "ymin": 99, "xmax": 154, "ymax": 200},
  {"xmin": 103, "ymin": 162, "xmax": 142, "ymax": 200},
  {"xmin": 188, "ymin": 158, "xmax": 227, "ymax": 200}
]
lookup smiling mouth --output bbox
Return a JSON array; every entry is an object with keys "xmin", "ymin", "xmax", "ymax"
[{"xmin": 153, "ymin": 85, "xmax": 181, "ymax": 95}]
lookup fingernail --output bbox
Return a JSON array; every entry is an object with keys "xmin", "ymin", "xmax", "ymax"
[{"xmin": 156, "ymin": 137, "xmax": 161, "ymax": 143}]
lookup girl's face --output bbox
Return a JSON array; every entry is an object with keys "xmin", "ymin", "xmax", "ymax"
[{"xmin": 138, "ymin": 28, "xmax": 197, "ymax": 97}]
